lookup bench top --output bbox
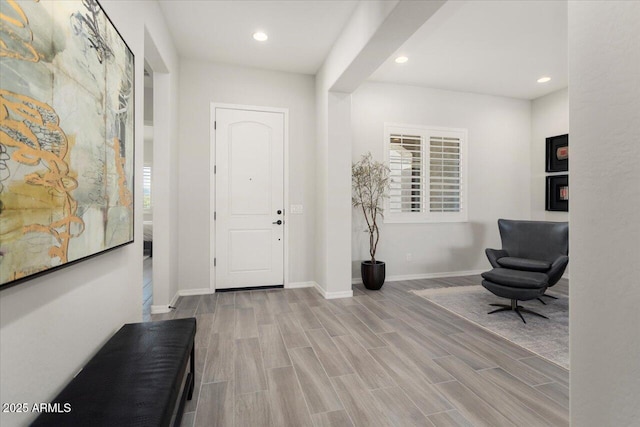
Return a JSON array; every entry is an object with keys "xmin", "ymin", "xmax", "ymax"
[{"xmin": 32, "ymin": 318, "xmax": 196, "ymax": 427}]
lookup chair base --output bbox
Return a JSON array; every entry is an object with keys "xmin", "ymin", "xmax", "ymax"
[
  {"xmin": 537, "ymin": 293, "xmax": 559, "ymax": 305},
  {"xmin": 488, "ymin": 299, "xmax": 548, "ymax": 324}
]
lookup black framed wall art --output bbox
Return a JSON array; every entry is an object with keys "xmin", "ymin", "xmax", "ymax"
[
  {"xmin": 0, "ymin": 0, "xmax": 134, "ymax": 289},
  {"xmin": 546, "ymin": 175, "xmax": 569, "ymax": 212},
  {"xmin": 546, "ymin": 134, "xmax": 569, "ymax": 172}
]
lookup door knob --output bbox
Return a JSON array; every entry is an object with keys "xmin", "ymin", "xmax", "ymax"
[{"xmin": 272, "ymin": 220, "xmax": 283, "ymax": 225}]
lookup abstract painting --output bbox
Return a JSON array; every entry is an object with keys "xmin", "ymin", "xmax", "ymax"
[
  {"xmin": 546, "ymin": 175, "xmax": 568, "ymax": 212},
  {"xmin": 545, "ymin": 133, "xmax": 568, "ymax": 172},
  {"xmin": 0, "ymin": 0, "xmax": 134, "ymax": 288}
]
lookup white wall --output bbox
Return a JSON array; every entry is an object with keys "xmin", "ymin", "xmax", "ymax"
[
  {"xmin": 351, "ymin": 82, "xmax": 532, "ymax": 279},
  {"xmin": 531, "ymin": 88, "xmax": 569, "ymax": 222},
  {"xmin": 0, "ymin": 1, "xmax": 179, "ymax": 426},
  {"xmin": 177, "ymin": 60, "xmax": 316, "ymax": 290},
  {"xmin": 144, "ymin": 85, "xmax": 153, "ymax": 124},
  {"xmin": 569, "ymin": 2, "xmax": 640, "ymax": 425},
  {"xmin": 314, "ymin": 0, "xmax": 399, "ymax": 297}
]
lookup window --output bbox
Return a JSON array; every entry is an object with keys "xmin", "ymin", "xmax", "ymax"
[
  {"xmin": 143, "ymin": 165, "xmax": 152, "ymax": 210},
  {"xmin": 385, "ymin": 124, "xmax": 467, "ymax": 223}
]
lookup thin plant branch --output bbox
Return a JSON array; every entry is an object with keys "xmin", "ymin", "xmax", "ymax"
[{"xmin": 352, "ymin": 153, "xmax": 390, "ymax": 264}]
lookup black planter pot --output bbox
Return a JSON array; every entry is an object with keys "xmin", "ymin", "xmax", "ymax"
[{"xmin": 361, "ymin": 261, "xmax": 386, "ymax": 290}]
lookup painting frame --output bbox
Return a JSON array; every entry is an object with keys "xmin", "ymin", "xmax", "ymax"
[
  {"xmin": 546, "ymin": 134, "xmax": 569, "ymax": 173},
  {"xmin": 0, "ymin": 0, "xmax": 135, "ymax": 290},
  {"xmin": 546, "ymin": 175, "xmax": 569, "ymax": 212}
]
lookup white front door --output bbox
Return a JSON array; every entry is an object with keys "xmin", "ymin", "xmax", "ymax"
[{"xmin": 214, "ymin": 107, "xmax": 285, "ymax": 289}]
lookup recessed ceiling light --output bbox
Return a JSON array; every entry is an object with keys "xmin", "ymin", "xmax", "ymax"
[
  {"xmin": 395, "ymin": 56, "xmax": 409, "ymax": 64},
  {"xmin": 253, "ymin": 32, "xmax": 268, "ymax": 42},
  {"xmin": 537, "ymin": 76, "xmax": 551, "ymax": 83}
]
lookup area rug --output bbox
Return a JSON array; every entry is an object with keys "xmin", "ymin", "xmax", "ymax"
[{"xmin": 412, "ymin": 286, "xmax": 569, "ymax": 369}]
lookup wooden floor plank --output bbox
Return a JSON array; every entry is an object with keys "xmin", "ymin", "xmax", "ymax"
[
  {"xmin": 195, "ymin": 381, "xmax": 234, "ymax": 427},
  {"xmin": 268, "ymin": 366, "xmax": 314, "ymax": 427},
  {"xmin": 258, "ymin": 323, "xmax": 291, "ymax": 369},
  {"xmin": 434, "ymin": 356, "xmax": 551, "ymax": 426},
  {"xmin": 290, "ymin": 346, "xmax": 344, "ymax": 414},
  {"xmin": 266, "ymin": 290, "xmax": 292, "ymax": 314},
  {"xmin": 277, "ymin": 312, "xmax": 311, "ymax": 348},
  {"xmin": 450, "ymin": 332, "xmax": 552, "ymax": 386},
  {"xmin": 194, "ymin": 313, "xmax": 214, "ymax": 349},
  {"xmin": 235, "ymin": 390, "xmax": 273, "ymax": 427},
  {"xmin": 534, "ymin": 381, "xmax": 570, "ymax": 410},
  {"xmin": 519, "ymin": 356, "xmax": 570, "ymax": 388},
  {"xmin": 346, "ymin": 304, "xmax": 394, "ymax": 334},
  {"xmin": 368, "ymin": 346, "xmax": 453, "ymax": 415},
  {"xmin": 312, "ymin": 410, "xmax": 354, "ymax": 427},
  {"xmin": 305, "ymin": 328, "xmax": 355, "ymax": 377},
  {"xmin": 290, "ymin": 301, "xmax": 323, "ymax": 330},
  {"xmin": 311, "ymin": 306, "xmax": 350, "ymax": 337},
  {"xmin": 480, "ymin": 368, "xmax": 569, "ymax": 426},
  {"xmin": 253, "ymin": 298, "xmax": 276, "ymax": 326},
  {"xmin": 370, "ymin": 386, "xmax": 436, "ymax": 426},
  {"xmin": 235, "ymin": 291, "xmax": 254, "ymax": 308},
  {"xmin": 212, "ymin": 305, "xmax": 236, "ymax": 335},
  {"xmin": 435, "ymin": 380, "xmax": 515, "ymax": 427},
  {"xmin": 203, "ymin": 332, "xmax": 235, "ymax": 383},
  {"xmin": 235, "ymin": 307, "xmax": 259, "ymax": 339},
  {"xmin": 333, "ymin": 335, "xmax": 396, "ymax": 390},
  {"xmin": 235, "ymin": 337, "xmax": 268, "ymax": 395},
  {"xmin": 352, "ymin": 295, "xmax": 395, "ymax": 320},
  {"xmin": 428, "ymin": 410, "xmax": 473, "ymax": 427},
  {"xmin": 383, "ymin": 319, "xmax": 450, "ymax": 359},
  {"xmin": 330, "ymin": 374, "xmax": 391, "ymax": 427},
  {"xmin": 181, "ymin": 412, "xmax": 195, "ymax": 427},
  {"xmin": 196, "ymin": 294, "xmax": 217, "ymax": 315},
  {"xmin": 177, "ymin": 295, "xmax": 200, "ymax": 310},
  {"xmin": 378, "ymin": 332, "xmax": 453, "ymax": 384},
  {"xmin": 336, "ymin": 313, "xmax": 387, "ymax": 349},
  {"xmin": 217, "ymin": 292, "xmax": 235, "ymax": 307},
  {"xmin": 462, "ymin": 324, "xmax": 536, "ymax": 360}
]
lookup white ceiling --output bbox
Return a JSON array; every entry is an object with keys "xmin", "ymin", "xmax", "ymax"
[
  {"xmin": 158, "ymin": 0, "xmax": 358, "ymax": 75},
  {"xmin": 158, "ymin": 0, "xmax": 567, "ymax": 100},
  {"xmin": 368, "ymin": 1, "xmax": 568, "ymax": 100}
]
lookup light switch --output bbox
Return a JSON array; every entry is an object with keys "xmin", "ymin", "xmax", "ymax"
[{"xmin": 290, "ymin": 204, "xmax": 303, "ymax": 214}]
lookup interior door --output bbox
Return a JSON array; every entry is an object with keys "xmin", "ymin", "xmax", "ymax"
[{"xmin": 215, "ymin": 108, "xmax": 284, "ymax": 289}]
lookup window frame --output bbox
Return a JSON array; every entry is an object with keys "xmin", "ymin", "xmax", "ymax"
[{"xmin": 384, "ymin": 123, "xmax": 468, "ymax": 224}]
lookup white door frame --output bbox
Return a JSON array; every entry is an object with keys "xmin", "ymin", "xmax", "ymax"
[{"xmin": 209, "ymin": 103, "xmax": 289, "ymax": 292}]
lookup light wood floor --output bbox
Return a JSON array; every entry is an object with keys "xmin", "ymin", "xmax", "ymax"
[
  {"xmin": 142, "ymin": 256, "xmax": 153, "ymax": 322},
  {"xmin": 150, "ymin": 276, "xmax": 570, "ymax": 427}
]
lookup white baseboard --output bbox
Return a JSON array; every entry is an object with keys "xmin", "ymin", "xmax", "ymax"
[
  {"xmin": 287, "ymin": 281, "xmax": 316, "ymax": 289},
  {"xmin": 179, "ymin": 288, "xmax": 214, "ymax": 296},
  {"xmin": 286, "ymin": 281, "xmax": 354, "ymax": 299},
  {"xmin": 323, "ymin": 290, "xmax": 354, "ymax": 299},
  {"xmin": 150, "ymin": 290, "xmax": 182, "ymax": 314},
  {"xmin": 150, "ymin": 305, "xmax": 171, "ymax": 314},
  {"xmin": 309, "ymin": 281, "xmax": 353, "ymax": 299},
  {"xmin": 352, "ymin": 269, "xmax": 485, "ymax": 285}
]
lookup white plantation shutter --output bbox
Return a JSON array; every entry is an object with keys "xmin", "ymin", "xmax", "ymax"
[
  {"xmin": 389, "ymin": 134, "xmax": 423, "ymax": 213},
  {"xmin": 143, "ymin": 165, "xmax": 152, "ymax": 210},
  {"xmin": 385, "ymin": 124, "xmax": 467, "ymax": 223},
  {"xmin": 429, "ymin": 135, "xmax": 461, "ymax": 213}
]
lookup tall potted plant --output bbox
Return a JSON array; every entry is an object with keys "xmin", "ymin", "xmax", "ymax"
[{"xmin": 352, "ymin": 152, "xmax": 390, "ymax": 290}]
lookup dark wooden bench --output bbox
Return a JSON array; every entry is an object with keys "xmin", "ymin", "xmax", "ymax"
[{"xmin": 32, "ymin": 318, "xmax": 196, "ymax": 427}]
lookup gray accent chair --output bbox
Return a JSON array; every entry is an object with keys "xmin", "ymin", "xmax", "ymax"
[
  {"xmin": 487, "ymin": 219, "xmax": 569, "ymax": 299},
  {"xmin": 482, "ymin": 219, "xmax": 569, "ymax": 323}
]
